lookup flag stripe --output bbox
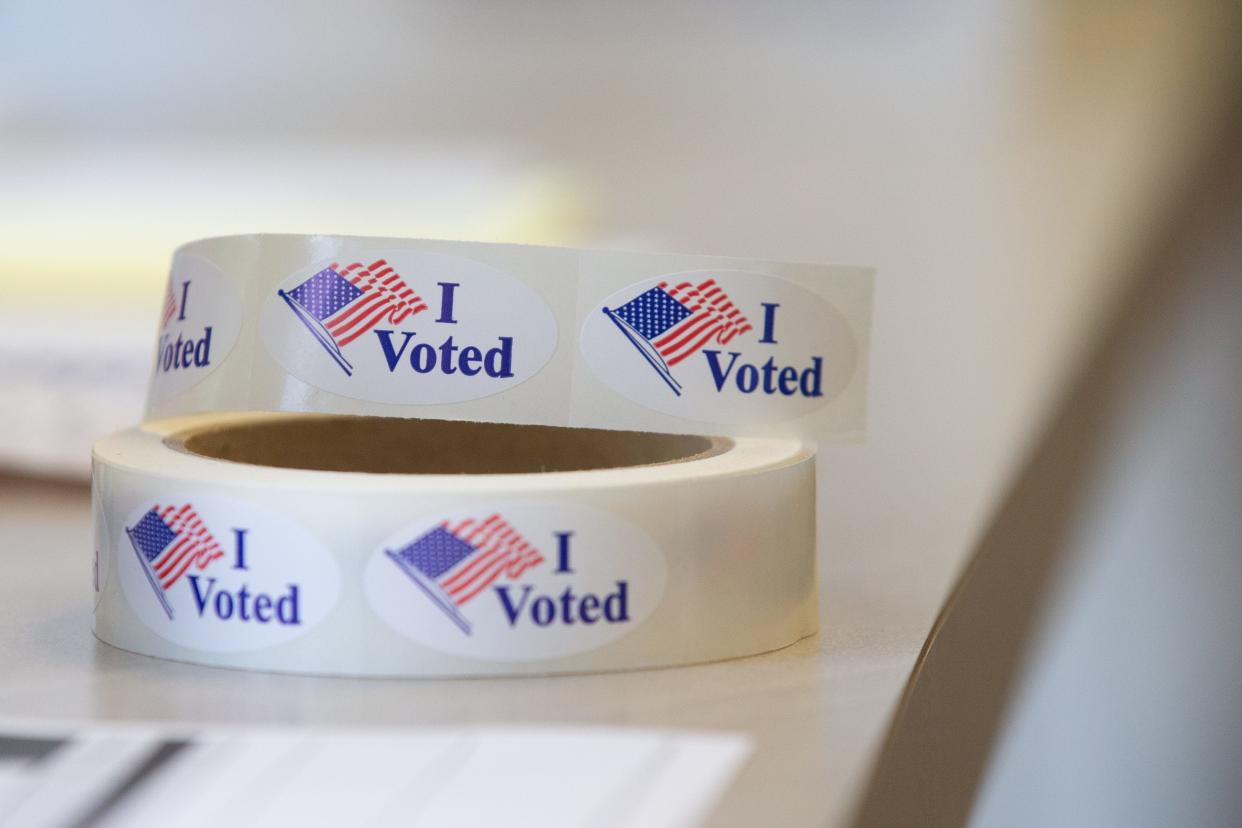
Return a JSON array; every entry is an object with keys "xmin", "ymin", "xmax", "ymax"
[
  {"xmin": 447, "ymin": 537, "xmax": 542, "ymax": 601},
  {"xmin": 153, "ymin": 509, "xmax": 206, "ymax": 569},
  {"xmin": 442, "ymin": 544, "xmax": 508, "ymax": 592},
  {"xmin": 400, "ymin": 514, "xmax": 546, "ymax": 608},
  {"xmin": 653, "ymin": 312, "xmax": 718, "ymax": 352},
  {"xmin": 331, "ymin": 291, "xmax": 425, "ymax": 341},
  {"xmin": 441, "ymin": 526, "xmax": 518, "ymax": 590},
  {"xmin": 155, "ymin": 530, "xmax": 222, "ymax": 581},
  {"xmin": 666, "ymin": 325, "xmax": 727, "ymax": 366},
  {"xmin": 326, "ymin": 290, "xmax": 387, "ymax": 333},
  {"xmin": 138, "ymin": 504, "xmax": 224, "ymax": 592},
  {"xmin": 297, "ymin": 260, "xmax": 430, "ymax": 350},
  {"xmin": 659, "ymin": 318, "xmax": 720, "ymax": 361},
  {"xmin": 642, "ymin": 278, "xmax": 752, "ymax": 367},
  {"xmin": 465, "ymin": 520, "xmax": 512, "ymax": 552},
  {"xmin": 449, "ymin": 533, "xmax": 524, "ymax": 591},
  {"xmin": 156, "ymin": 533, "xmax": 218, "ymax": 580},
  {"xmin": 333, "ymin": 302, "xmax": 404, "ymax": 347},
  {"xmin": 153, "ymin": 534, "xmax": 195, "ymax": 575},
  {"xmin": 161, "ymin": 287, "xmax": 177, "ymax": 328},
  {"xmin": 450, "ymin": 556, "xmax": 521, "ymax": 604},
  {"xmin": 449, "ymin": 542, "xmax": 543, "ymax": 605},
  {"xmin": 463, "ymin": 514, "xmax": 503, "ymax": 543},
  {"xmin": 444, "ymin": 546, "xmax": 512, "ymax": 599},
  {"xmin": 162, "ymin": 548, "xmax": 208, "ymax": 590}
]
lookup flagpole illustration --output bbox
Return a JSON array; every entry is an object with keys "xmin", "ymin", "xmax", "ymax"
[
  {"xmin": 385, "ymin": 549, "xmax": 473, "ymax": 635},
  {"xmin": 278, "ymin": 289, "xmax": 354, "ymax": 376},
  {"xmin": 125, "ymin": 527, "xmax": 175, "ymax": 620},
  {"xmin": 602, "ymin": 307, "xmax": 682, "ymax": 396}
]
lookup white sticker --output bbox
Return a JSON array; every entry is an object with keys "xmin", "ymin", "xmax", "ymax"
[
  {"xmin": 147, "ymin": 255, "xmax": 242, "ymax": 403},
  {"xmin": 116, "ymin": 495, "xmax": 340, "ymax": 652},
  {"xmin": 260, "ymin": 250, "xmax": 558, "ymax": 405},
  {"xmin": 580, "ymin": 270, "xmax": 858, "ymax": 424},
  {"xmin": 364, "ymin": 505, "xmax": 665, "ymax": 660}
]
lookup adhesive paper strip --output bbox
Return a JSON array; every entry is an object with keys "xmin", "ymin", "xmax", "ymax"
[
  {"xmin": 93, "ymin": 414, "xmax": 817, "ymax": 677},
  {"xmin": 146, "ymin": 235, "xmax": 873, "ymax": 442}
]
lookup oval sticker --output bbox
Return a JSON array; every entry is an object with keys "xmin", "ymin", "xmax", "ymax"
[
  {"xmin": 364, "ymin": 505, "xmax": 665, "ymax": 661},
  {"xmin": 260, "ymin": 250, "xmax": 557, "ymax": 405},
  {"xmin": 116, "ymin": 495, "xmax": 340, "ymax": 652},
  {"xmin": 147, "ymin": 255, "xmax": 242, "ymax": 403},
  {"xmin": 580, "ymin": 270, "xmax": 858, "ymax": 424}
]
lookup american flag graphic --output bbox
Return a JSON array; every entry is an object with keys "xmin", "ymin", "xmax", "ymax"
[
  {"xmin": 278, "ymin": 259, "xmax": 429, "ymax": 375},
  {"xmin": 603, "ymin": 278, "xmax": 752, "ymax": 395},
  {"xmin": 385, "ymin": 514, "xmax": 544, "ymax": 635},
  {"xmin": 160, "ymin": 282, "xmax": 178, "ymax": 329},
  {"xmin": 125, "ymin": 504, "xmax": 226, "ymax": 619}
]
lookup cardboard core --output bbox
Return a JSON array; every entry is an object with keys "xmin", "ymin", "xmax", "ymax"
[{"xmin": 173, "ymin": 416, "xmax": 725, "ymax": 474}]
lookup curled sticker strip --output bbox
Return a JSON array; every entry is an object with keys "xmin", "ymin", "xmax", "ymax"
[{"xmin": 146, "ymin": 235, "xmax": 873, "ymax": 443}]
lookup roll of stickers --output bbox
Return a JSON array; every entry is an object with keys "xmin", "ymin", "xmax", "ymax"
[
  {"xmin": 93, "ymin": 415, "xmax": 816, "ymax": 676},
  {"xmin": 94, "ymin": 235, "xmax": 873, "ymax": 677}
]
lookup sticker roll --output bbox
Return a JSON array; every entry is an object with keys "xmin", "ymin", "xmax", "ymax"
[
  {"xmin": 92, "ymin": 414, "xmax": 816, "ymax": 677},
  {"xmin": 146, "ymin": 234, "xmax": 873, "ymax": 443}
]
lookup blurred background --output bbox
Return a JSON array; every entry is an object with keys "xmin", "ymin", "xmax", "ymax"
[
  {"xmin": 4, "ymin": 1, "xmax": 1238, "ymax": 489},
  {"xmin": 1, "ymin": 2, "xmax": 1240, "ymax": 824}
]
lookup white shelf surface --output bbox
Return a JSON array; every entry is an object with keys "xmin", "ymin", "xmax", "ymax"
[{"xmin": 0, "ymin": 476, "xmax": 941, "ymax": 828}]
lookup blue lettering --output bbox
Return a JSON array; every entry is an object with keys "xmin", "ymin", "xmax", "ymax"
[
  {"xmin": 703, "ymin": 350, "xmax": 741, "ymax": 391},
  {"xmin": 373, "ymin": 331, "xmax": 513, "ymax": 378},
  {"xmin": 188, "ymin": 575, "xmax": 215, "ymax": 615},
  {"xmin": 777, "ymin": 366, "xmax": 798, "ymax": 396},
  {"xmin": 232, "ymin": 528, "xmax": 248, "ymax": 570},
  {"xmin": 438, "ymin": 338, "xmax": 459, "ymax": 374},
  {"xmin": 555, "ymin": 532, "xmax": 574, "ymax": 573},
  {"xmin": 484, "ymin": 337, "xmax": 514, "ymax": 377},
  {"xmin": 801, "ymin": 357, "xmax": 824, "ymax": 397},
  {"xmin": 701, "ymin": 350, "xmax": 823, "ymax": 398},
  {"xmin": 759, "ymin": 302, "xmax": 779, "ymax": 343},
  {"xmin": 604, "ymin": 581, "xmax": 629, "ymax": 622},
  {"xmin": 155, "ymin": 327, "xmax": 212, "ymax": 374},
  {"xmin": 531, "ymin": 596, "xmax": 555, "ymax": 625},
  {"xmin": 459, "ymin": 346, "xmax": 482, "ymax": 376},
  {"xmin": 277, "ymin": 585, "xmax": 301, "ymax": 624},
  {"xmin": 579, "ymin": 593, "xmax": 600, "ymax": 623},
  {"xmin": 195, "ymin": 327, "xmax": 212, "ymax": 365},
  {"xmin": 491, "ymin": 582, "xmax": 629, "ymax": 626},
  {"xmin": 495, "ymin": 584, "xmax": 533, "ymax": 626},
  {"xmin": 374, "ymin": 329, "xmax": 418, "ymax": 371},
  {"xmin": 737, "ymin": 364, "xmax": 759, "ymax": 393},
  {"xmin": 411, "ymin": 342, "xmax": 436, "ymax": 372},
  {"xmin": 436, "ymin": 282, "xmax": 460, "ymax": 324},
  {"xmin": 184, "ymin": 575, "xmax": 300, "ymax": 625}
]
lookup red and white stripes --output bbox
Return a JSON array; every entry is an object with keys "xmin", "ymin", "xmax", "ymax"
[
  {"xmin": 159, "ymin": 283, "xmax": 178, "ymax": 329},
  {"xmin": 151, "ymin": 504, "xmax": 225, "ymax": 590},
  {"xmin": 439, "ymin": 514, "xmax": 544, "ymax": 606},
  {"xmin": 325, "ymin": 259, "xmax": 430, "ymax": 347},
  {"xmin": 654, "ymin": 278, "xmax": 752, "ymax": 366}
]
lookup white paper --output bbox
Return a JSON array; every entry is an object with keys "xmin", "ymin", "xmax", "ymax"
[{"xmin": 0, "ymin": 721, "xmax": 751, "ymax": 828}]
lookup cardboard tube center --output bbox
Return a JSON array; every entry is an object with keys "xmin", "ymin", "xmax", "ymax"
[{"xmin": 174, "ymin": 415, "xmax": 725, "ymax": 474}]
